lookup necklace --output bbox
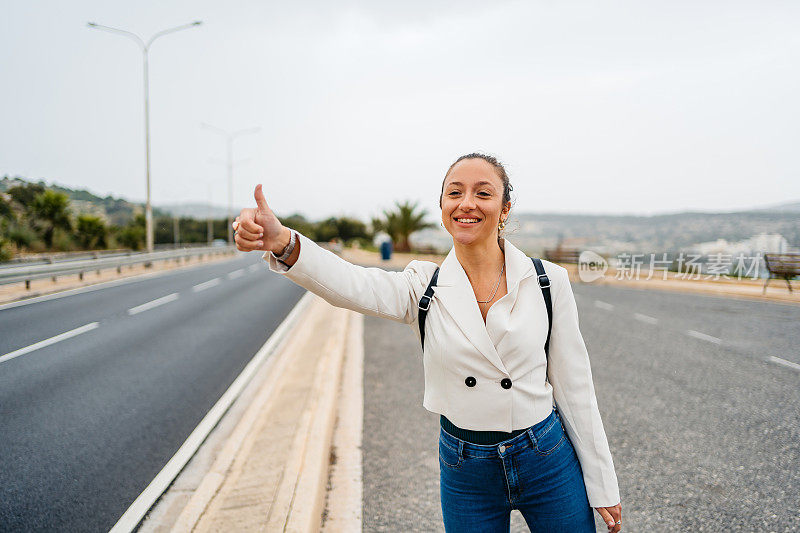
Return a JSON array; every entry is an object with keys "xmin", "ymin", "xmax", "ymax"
[{"xmin": 476, "ymin": 261, "xmax": 505, "ymax": 304}]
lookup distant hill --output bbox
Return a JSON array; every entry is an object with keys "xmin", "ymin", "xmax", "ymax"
[
  {"xmin": 2, "ymin": 175, "xmax": 798, "ymax": 252},
  {"xmin": 506, "ymin": 209, "xmax": 799, "ymax": 253},
  {"xmin": 1, "ymin": 176, "xmax": 172, "ymax": 226},
  {"xmin": 746, "ymin": 200, "xmax": 800, "ymax": 213}
]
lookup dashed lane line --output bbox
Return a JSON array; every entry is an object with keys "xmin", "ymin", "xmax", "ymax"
[
  {"xmin": 686, "ymin": 329, "xmax": 722, "ymax": 344},
  {"xmin": 227, "ymin": 268, "xmax": 245, "ymax": 279},
  {"xmin": 127, "ymin": 293, "xmax": 179, "ymax": 316},
  {"xmin": 192, "ymin": 278, "xmax": 221, "ymax": 292},
  {"xmin": 594, "ymin": 300, "xmax": 615, "ymax": 311},
  {"xmin": 0, "ymin": 322, "xmax": 100, "ymax": 364},
  {"xmin": 633, "ymin": 312, "xmax": 658, "ymax": 325},
  {"xmin": 768, "ymin": 356, "xmax": 800, "ymax": 372}
]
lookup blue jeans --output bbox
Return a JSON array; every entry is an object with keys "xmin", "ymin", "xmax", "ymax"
[{"xmin": 439, "ymin": 407, "xmax": 595, "ymax": 532}]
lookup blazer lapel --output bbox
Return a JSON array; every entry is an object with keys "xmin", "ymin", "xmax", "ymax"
[{"xmin": 431, "ymin": 239, "xmax": 537, "ymax": 376}]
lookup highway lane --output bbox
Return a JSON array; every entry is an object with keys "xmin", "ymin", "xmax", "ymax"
[
  {"xmin": 571, "ymin": 281, "xmax": 800, "ymax": 367},
  {"xmin": 0, "ymin": 258, "xmax": 263, "ymax": 358},
  {"xmin": 362, "ymin": 275, "xmax": 800, "ymax": 532},
  {"xmin": 0, "ymin": 252, "xmax": 306, "ymax": 532}
]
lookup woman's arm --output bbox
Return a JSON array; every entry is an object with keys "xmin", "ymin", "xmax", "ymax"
[
  {"xmin": 234, "ymin": 184, "xmax": 437, "ymax": 323},
  {"xmin": 546, "ymin": 265, "xmax": 621, "ymax": 509},
  {"xmin": 264, "ymin": 230, "xmax": 437, "ymax": 324}
]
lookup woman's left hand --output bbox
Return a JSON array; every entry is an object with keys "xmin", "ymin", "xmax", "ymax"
[{"xmin": 594, "ymin": 503, "xmax": 622, "ymax": 532}]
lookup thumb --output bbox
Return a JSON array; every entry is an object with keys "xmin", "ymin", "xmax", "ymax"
[
  {"xmin": 595, "ymin": 507, "xmax": 614, "ymax": 529},
  {"xmin": 254, "ymin": 184, "xmax": 270, "ymax": 213}
]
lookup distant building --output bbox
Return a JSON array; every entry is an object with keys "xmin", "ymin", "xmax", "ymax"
[{"xmin": 692, "ymin": 233, "xmax": 789, "ymax": 256}]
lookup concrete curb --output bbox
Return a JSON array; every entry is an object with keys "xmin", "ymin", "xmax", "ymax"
[
  {"xmin": 168, "ymin": 292, "xmax": 323, "ymax": 531},
  {"xmin": 321, "ymin": 312, "xmax": 364, "ymax": 532},
  {"xmin": 268, "ymin": 308, "xmax": 349, "ymax": 532},
  {"xmin": 163, "ymin": 295, "xmax": 354, "ymax": 531}
]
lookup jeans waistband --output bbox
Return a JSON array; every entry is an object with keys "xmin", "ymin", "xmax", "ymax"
[{"xmin": 439, "ymin": 407, "xmax": 559, "ymax": 458}]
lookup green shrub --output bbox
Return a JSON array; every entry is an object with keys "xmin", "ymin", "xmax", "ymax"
[{"xmin": 0, "ymin": 238, "xmax": 13, "ymax": 261}]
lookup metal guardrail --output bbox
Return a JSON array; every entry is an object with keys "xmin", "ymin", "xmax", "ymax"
[
  {"xmin": 544, "ymin": 248, "xmax": 582, "ymax": 264},
  {"xmin": 0, "ymin": 245, "xmax": 238, "ymax": 289}
]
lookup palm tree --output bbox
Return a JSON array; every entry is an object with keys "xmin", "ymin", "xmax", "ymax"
[
  {"xmin": 371, "ymin": 200, "xmax": 436, "ymax": 253},
  {"xmin": 29, "ymin": 190, "xmax": 73, "ymax": 248}
]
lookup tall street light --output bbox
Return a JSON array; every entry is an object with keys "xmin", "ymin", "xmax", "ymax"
[
  {"xmin": 201, "ymin": 123, "xmax": 261, "ymax": 245},
  {"xmin": 88, "ymin": 20, "xmax": 203, "ymax": 253}
]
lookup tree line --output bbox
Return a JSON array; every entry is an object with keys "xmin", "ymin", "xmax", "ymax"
[{"xmin": 0, "ymin": 180, "xmax": 434, "ymax": 261}]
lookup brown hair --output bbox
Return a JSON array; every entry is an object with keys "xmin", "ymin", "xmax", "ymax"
[
  {"xmin": 439, "ymin": 152, "xmax": 513, "ymax": 208},
  {"xmin": 439, "ymin": 152, "xmax": 515, "ymax": 241}
]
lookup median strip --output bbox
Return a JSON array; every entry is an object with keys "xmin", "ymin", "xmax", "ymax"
[
  {"xmin": 0, "ymin": 322, "xmax": 100, "ymax": 364},
  {"xmin": 127, "ymin": 293, "xmax": 179, "ymax": 315},
  {"xmin": 110, "ymin": 291, "xmax": 316, "ymax": 533},
  {"xmin": 161, "ymin": 295, "xmax": 355, "ymax": 531}
]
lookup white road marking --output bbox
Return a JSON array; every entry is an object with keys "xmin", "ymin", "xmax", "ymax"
[
  {"xmin": 686, "ymin": 329, "xmax": 722, "ymax": 344},
  {"xmin": 768, "ymin": 356, "xmax": 800, "ymax": 372},
  {"xmin": 192, "ymin": 278, "xmax": 221, "ymax": 292},
  {"xmin": 108, "ymin": 291, "xmax": 316, "ymax": 533},
  {"xmin": 227, "ymin": 268, "xmax": 245, "ymax": 279},
  {"xmin": 0, "ymin": 322, "xmax": 100, "ymax": 364},
  {"xmin": 127, "ymin": 293, "xmax": 179, "ymax": 315},
  {"xmin": 633, "ymin": 312, "xmax": 658, "ymax": 325},
  {"xmin": 594, "ymin": 300, "xmax": 615, "ymax": 311}
]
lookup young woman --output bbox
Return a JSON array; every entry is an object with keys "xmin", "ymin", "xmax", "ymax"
[{"xmin": 233, "ymin": 153, "xmax": 623, "ymax": 532}]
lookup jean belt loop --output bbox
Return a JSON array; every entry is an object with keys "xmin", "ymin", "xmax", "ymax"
[
  {"xmin": 526, "ymin": 426, "xmax": 537, "ymax": 449},
  {"xmin": 458, "ymin": 440, "xmax": 464, "ymax": 460}
]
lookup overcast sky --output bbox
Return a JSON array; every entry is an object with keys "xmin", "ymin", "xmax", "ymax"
[{"xmin": 1, "ymin": 1, "xmax": 798, "ymax": 223}]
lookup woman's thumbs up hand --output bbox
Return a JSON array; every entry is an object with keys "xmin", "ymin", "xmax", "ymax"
[{"xmin": 233, "ymin": 184, "xmax": 287, "ymax": 253}]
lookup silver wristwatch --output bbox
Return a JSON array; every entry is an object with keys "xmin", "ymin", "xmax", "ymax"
[{"xmin": 273, "ymin": 228, "xmax": 297, "ymax": 263}]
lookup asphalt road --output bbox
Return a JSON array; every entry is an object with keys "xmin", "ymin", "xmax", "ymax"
[
  {"xmin": 362, "ymin": 278, "xmax": 800, "ymax": 532},
  {"xmin": 0, "ymin": 252, "xmax": 306, "ymax": 532}
]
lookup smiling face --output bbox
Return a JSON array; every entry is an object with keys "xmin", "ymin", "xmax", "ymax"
[{"xmin": 440, "ymin": 158, "xmax": 511, "ymax": 247}]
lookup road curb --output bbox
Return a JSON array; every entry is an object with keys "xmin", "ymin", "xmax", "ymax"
[
  {"xmin": 113, "ymin": 290, "xmax": 316, "ymax": 532},
  {"xmin": 267, "ymin": 308, "xmax": 349, "ymax": 532},
  {"xmin": 163, "ymin": 295, "xmax": 354, "ymax": 531},
  {"xmin": 168, "ymin": 292, "xmax": 323, "ymax": 531},
  {"xmin": 321, "ymin": 311, "xmax": 364, "ymax": 532}
]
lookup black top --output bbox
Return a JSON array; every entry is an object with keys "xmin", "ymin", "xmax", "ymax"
[{"xmin": 440, "ymin": 414, "xmax": 528, "ymax": 445}]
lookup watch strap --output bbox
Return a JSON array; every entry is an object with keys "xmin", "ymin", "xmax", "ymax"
[{"xmin": 274, "ymin": 229, "xmax": 297, "ymax": 262}]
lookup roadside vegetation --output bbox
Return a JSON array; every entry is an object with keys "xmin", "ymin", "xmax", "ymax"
[{"xmin": 0, "ymin": 176, "xmax": 435, "ymax": 260}]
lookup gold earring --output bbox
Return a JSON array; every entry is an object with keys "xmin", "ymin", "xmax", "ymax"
[{"xmin": 498, "ymin": 219, "xmax": 506, "ymax": 231}]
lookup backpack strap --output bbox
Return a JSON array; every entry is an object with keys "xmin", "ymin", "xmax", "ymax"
[
  {"xmin": 418, "ymin": 267, "xmax": 440, "ymax": 352},
  {"xmin": 417, "ymin": 260, "xmax": 552, "ymax": 357},
  {"xmin": 531, "ymin": 257, "xmax": 553, "ymax": 359}
]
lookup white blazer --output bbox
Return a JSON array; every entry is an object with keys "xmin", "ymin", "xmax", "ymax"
[{"xmin": 263, "ymin": 231, "xmax": 620, "ymax": 507}]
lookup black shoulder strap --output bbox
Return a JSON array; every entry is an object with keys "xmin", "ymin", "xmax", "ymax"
[
  {"xmin": 417, "ymin": 267, "xmax": 440, "ymax": 352},
  {"xmin": 417, "ymin": 260, "xmax": 552, "ymax": 357},
  {"xmin": 531, "ymin": 257, "xmax": 553, "ymax": 359}
]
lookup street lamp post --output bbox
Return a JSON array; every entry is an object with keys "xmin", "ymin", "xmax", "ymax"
[
  {"xmin": 87, "ymin": 20, "xmax": 202, "ymax": 253},
  {"xmin": 201, "ymin": 123, "xmax": 260, "ymax": 245}
]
